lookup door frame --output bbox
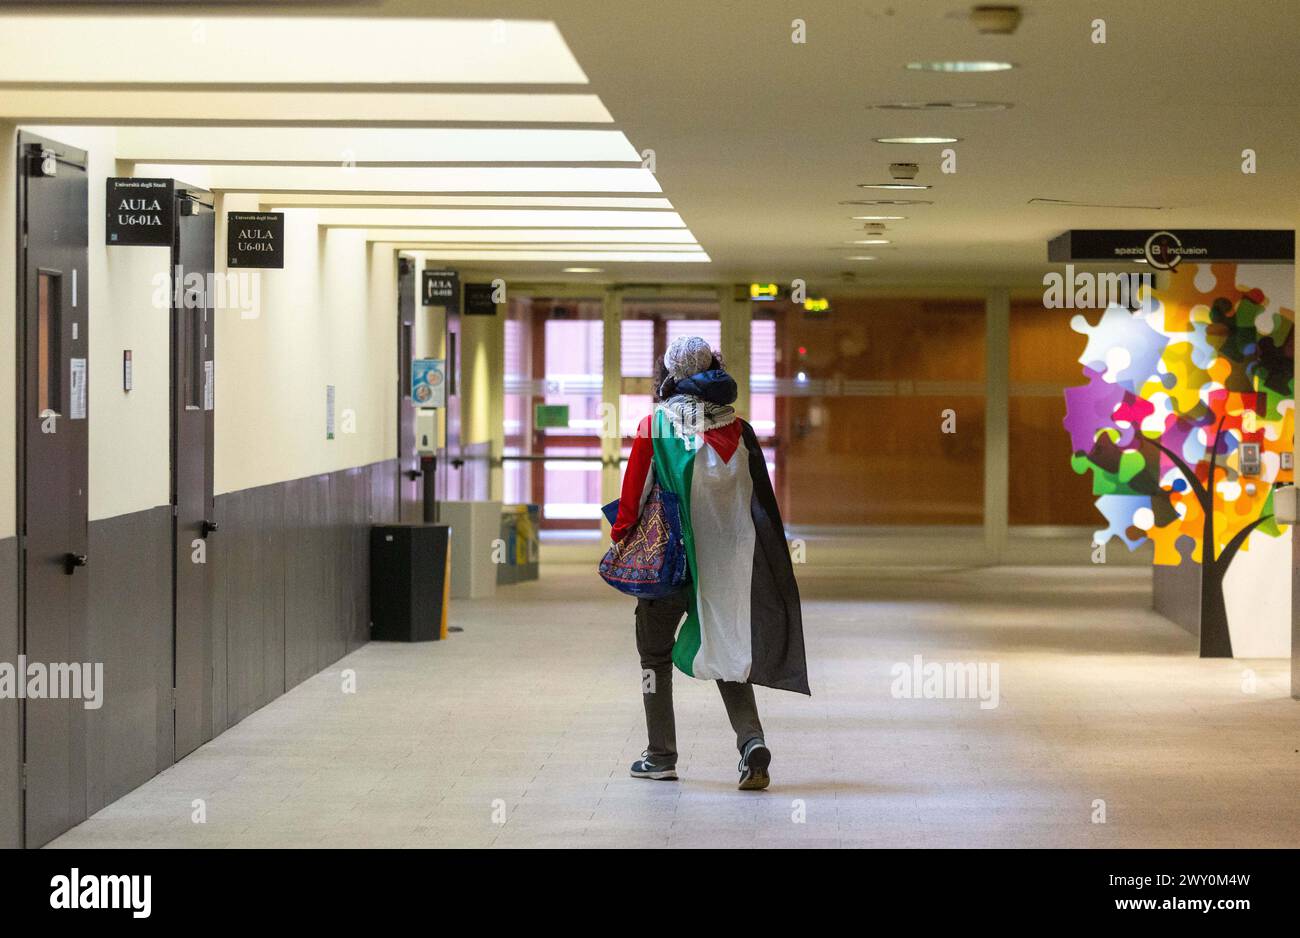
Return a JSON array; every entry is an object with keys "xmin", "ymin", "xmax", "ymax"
[
  {"xmin": 14, "ymin": 130, "xmax": 90, "ymax": 848},
  {"xmin": 170, "ymin": 183, "xmax": 215, "ymax": 760},
  {"xmin": 396, "ymin": 256, "xmax": 420, "ymax": 521}
]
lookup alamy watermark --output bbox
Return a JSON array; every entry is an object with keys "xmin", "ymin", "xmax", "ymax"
[
  {"xmin": 152, "ymin": 265, "xmax": 262, "ymax": 319},
  {"xmin": 1043, "ymin": 264, "xmax": 1152, "ymax": 310},
  {"xmin": 0, "ymin": 657, "xmax": 104, "ymax": 710},
  {"xmin": 890, "ymin": 654, "xmax": 1000, "ymax": 710}
]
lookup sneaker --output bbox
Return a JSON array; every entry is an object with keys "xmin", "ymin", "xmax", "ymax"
[
  {"xmin": 737, "ymin": 738, "xmax": 771, "ymax": 791},
  {"xmin": 630, "ymin": 751, "xmax": 678, "ymax": 781}
]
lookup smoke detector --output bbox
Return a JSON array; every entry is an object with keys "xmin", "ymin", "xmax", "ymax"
[
  {"xmin": 889, "ymin": 162, "xmax": 919, "ymax": 181},
  {"xmin": 970, "ymin": 5, "xmax": 1022, "ymax": 35}
]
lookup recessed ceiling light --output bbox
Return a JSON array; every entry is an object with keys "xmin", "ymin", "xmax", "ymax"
[
  {"xmin": 563, "ymin": 267, "xmax": 604, "ymax": 273},
  {"xmin": 840, "ymin": 199, "xmax": 933, "ymax": 206},
  {"xmin": 844, "ymin": 255, "xmax": 877, "ymax": 261},
  {"xmin": 857, "ymin": 183, "xmax": 932, "ymax": 190},
  {"xmin": 905, "ymin": 61, "xmax": 1015, "ymax": 73},
  {"xmin": 871, "ymin": 101, "xmax": 1011, "ymax": 111},
  {"xmin": 846, "ymin": 239, "xmax": 891, "ymax": 245},
  {"xmin": 873, "ymin": 136, "xmax": 961, "ymax": 144},
  {"xmin": 850, "ymin": 215, "xmax": 906, "ymax": 220}
]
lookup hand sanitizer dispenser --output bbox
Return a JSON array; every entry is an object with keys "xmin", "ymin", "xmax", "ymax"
[{"xmin": 416, "ymin": 408, "xmax": 438, "ymax": 455}]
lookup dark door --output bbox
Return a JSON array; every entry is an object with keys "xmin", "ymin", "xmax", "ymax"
[
  {"xmin": 16, "ymin": 132, "xmax": 90, "ymax": 848},
  {"xmin": 171, "ymin": 187, "xmax": 215, "ymax": 760},
  {"xmin": 397, "ymin": 258, "xmax": 421, "ymax": 521}
]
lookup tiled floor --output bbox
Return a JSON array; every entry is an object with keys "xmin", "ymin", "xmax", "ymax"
[{"xmin": 50, "ymin": 564, "xmax": 1298, "ymax": 848}]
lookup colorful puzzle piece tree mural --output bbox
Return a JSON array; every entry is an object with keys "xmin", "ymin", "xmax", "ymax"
[{"xmin": 1064, "ymin": 263, "xmax": 1294, "ymax": 656}]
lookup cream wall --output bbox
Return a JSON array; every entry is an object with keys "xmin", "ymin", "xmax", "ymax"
[{"xmin": 214, "ymin": 194, "xmax": 395, "ymax": 494}]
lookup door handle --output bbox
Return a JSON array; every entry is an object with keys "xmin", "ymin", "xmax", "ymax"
[
  {"xmin": 64, "ymin": 553, "xmax": 88, "ymax": 575},
  {"xmin": 407, "ymin": 469, "xmax": 423, "ymax": 480},
  {"xmin": 202, "ymin": 520, "xmax": 219, "ymax": 537}
]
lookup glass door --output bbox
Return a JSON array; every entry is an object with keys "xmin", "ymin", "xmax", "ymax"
[
  {"xmin": 617, "ymin": 295, "xmax": 722, "ymax": 466},
  {"xmin": 503, "ymin": 296, "xmax": 605, "ymax": 533}
]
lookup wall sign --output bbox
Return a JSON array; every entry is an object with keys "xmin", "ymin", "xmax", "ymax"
[
  {"xmin": 464, "ymin": 282, "xmax": 498, "ymax": 316},
  {"xmin": 422, "ymin": 269, "xmax": 460, "ymax": 312},
  {"xmin": 1048, "ymin": 229, "xmax": 1295, "ymax": 268},
  {"xmin": 534, "ymin": 403, "xmax": 570, "ymax": 429},
  {"xmin": 227, "ymin": 212, "xmax": 284, "ymax": 268},
  {"xmin": 412, "ymin": 358, "xmax": 446, "ymax": 408},
  {"xmin": 106, "ymin": 177, "xmax": 174, "ymax": 246}
]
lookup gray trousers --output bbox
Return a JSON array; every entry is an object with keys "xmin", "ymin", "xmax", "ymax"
[{"xmin": 635, "ymin": 588, "xmax": 763, "ymax": 764}]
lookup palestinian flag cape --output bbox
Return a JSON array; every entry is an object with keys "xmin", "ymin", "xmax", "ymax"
[{"xmin": 648, "ymin": 408, "xmax": 809, "ymax": 694}]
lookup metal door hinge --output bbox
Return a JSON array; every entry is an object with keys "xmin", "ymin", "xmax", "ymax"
[
  {"xmin": 20, "ymin": 764, "xmax": 28, "ymax": 791},
  {"xmin": 170, "ymin": 688, "xmax": 177, "ymax": 711}
]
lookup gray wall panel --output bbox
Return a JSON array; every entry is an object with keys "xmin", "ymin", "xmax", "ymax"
[
  {"xmin": 209, "ymin": 495, "xmax": 229, "ymax": 738},
  {"xmin": 260, "ymin": 484, "xmax": 287, "ymax": 708},
  {"xmin": 224, "ymin": 489, "xmax": 263, "ymax": 726},
  {"xmin": 285, "ymin": 474, "xmax": 332, "ymax": 688},
  {"xmin": 0, "ymin": 537, "xmax": 18, "ymax": 849},
  {"xmin": 5, "ymin": 460, "xmax": 388, "ymax": 847},
  {"xmin": 84, "ymin": 508, "xmax": 173, "ymax": 815}
]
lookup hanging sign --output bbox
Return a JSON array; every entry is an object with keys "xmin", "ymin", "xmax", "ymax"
[
  {"xmin": 422, "ymin": 269, "xmax": 460, "ymax": 312},
  {"xmin": 412, "ymin": 358, "xmax": 447, "ymax": 408},
  {"xmin": 106, "ymin": 178, "xmax": 174, "ymax": 246},
  {"xmin": 464, "ymin": 282, "xmax": 499, "ymax": 316},
  {"xmin": 1048, "ymin": 229, "xmax": 1294, "ymax": 269},
  {"xmin": 227, "ymin": 212, "xmax": 285, "ymax": 268}
]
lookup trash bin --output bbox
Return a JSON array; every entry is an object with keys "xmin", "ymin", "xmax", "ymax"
[{"xmin": 369, "ymin": 523, "xmax": 451, "ymax": 641}]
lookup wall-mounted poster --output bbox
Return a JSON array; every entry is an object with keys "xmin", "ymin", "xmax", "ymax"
[
  {"xmin": 412, "ymin": 358, "xmax": 446, "ymax": 408},
  {"xmin": 1064, "ymin": 261, "xmax": 1294, "ymax": 659}
]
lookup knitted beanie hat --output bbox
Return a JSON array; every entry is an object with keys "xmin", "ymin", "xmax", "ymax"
[{"xmin": 663, "ymin": 335, "xmax": 716, "ymax": 380}]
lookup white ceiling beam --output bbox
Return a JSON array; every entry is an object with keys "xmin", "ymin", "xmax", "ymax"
[
  {"xmin": 0, "ymin": 89, "xmax": 613, "ymax": 124},
  {"xmin": 115, "ymin": 127, "xmax": 641, "ymax": 164},
  {"xmin": 131, "ymin": 164, "xmax": 664, "ymax": 194},
  {"xmin": 0, "ymin": 16, "xmax": 588, "ymax": 85}
]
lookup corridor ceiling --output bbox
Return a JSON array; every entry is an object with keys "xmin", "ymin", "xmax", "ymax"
[{"xmin": 2, "ymin": 0, "xmax": 1298, "ymax": 288}]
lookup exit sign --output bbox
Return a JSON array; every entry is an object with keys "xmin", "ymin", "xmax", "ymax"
[{"xmin": 534, "ymin": 404, "xmax": 570, "ymax": 429}]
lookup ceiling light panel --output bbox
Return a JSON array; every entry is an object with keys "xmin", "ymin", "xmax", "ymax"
[
  {"xmin": 0, "ymin": 17, "xmax": 588, "ymax": 84},
  {"xmin": 117, "ymin": 128, "xmax": 641, "ymax": 164},
  {"xmin": 132, "ymin": 164, "xmax": 664, "ymax": 194},
  {"xmin": 403, "ymin": 250, "xmax": 711, "ymax": 263},
  {"xmin": 3, "ymin": 90, "xmax": 613, "ymax": 124},
  {"xmin": 873, "ymin": 137, "xmax": 961, "ymax": 144},
  {"xmin": 264, "ymin": 195, "xmax": 676, "ymax": 209},
  {"xmin": 338, "ymin": 228, "xmax": 698, "ymax": 243},
  {"xmin": 905, "ymin": 61, "xmax": 1016, "ymax": 73},
  {"xmin": 381, "ymin": 242, "xmax": 706, "ymax": 252},
  {"xmin": 870, "ymin": 101, "xmax": 1012, "ymax": 111}
]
